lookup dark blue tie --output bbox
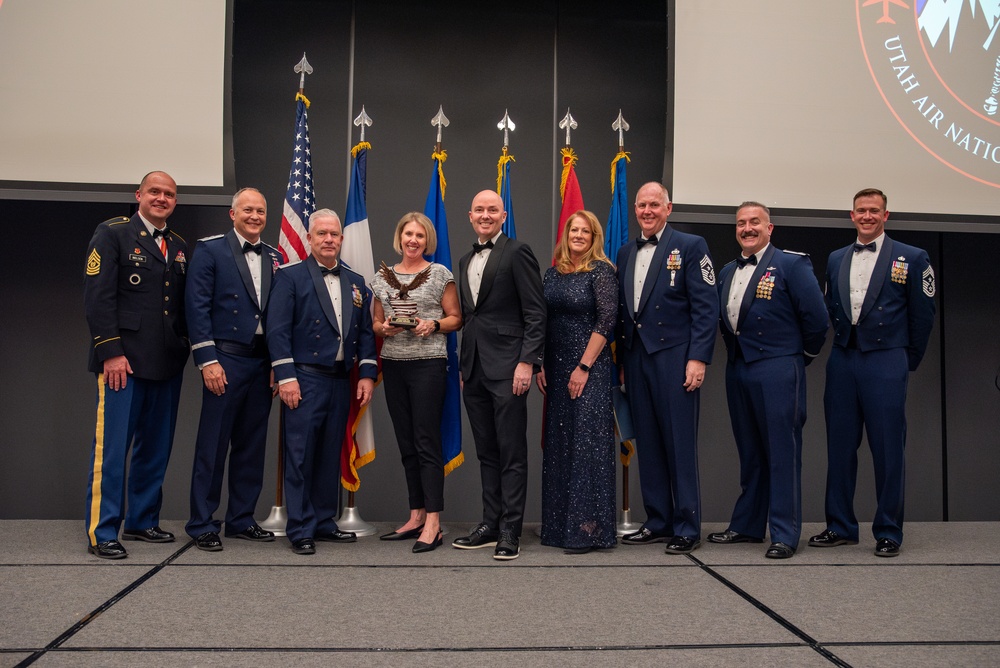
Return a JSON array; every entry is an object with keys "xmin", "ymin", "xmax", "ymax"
[
  {"xmin": 853, "ymin": 242, "xmax": 877, "ymax": 253},
  {"xmin": 736, "ymin": 254, "xmax": 757, "ymax": 269},
  {"xmin": 636, "ymin": 235, "xmax": 658, "ymax": 249},
  {"xmin": 321, "ymin": 265, "xmax": 340, "ymax": 276},
  {"xmin": 242, "ymin": 241, "xmax": 262, "ymax": 255}
]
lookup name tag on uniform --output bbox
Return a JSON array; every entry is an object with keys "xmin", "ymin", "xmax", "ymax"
[{"xmin": 129, "ymin": 253, "xmax": 147, "ymax": 263}]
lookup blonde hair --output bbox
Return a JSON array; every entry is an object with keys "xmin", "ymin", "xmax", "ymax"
[
  {"xmin": 392, "ymin": 211, "xmax": 437, "ymax": 255},
  {"xmin": 554, "ymin": 210, "xmax": 613, "ymax": 274}
]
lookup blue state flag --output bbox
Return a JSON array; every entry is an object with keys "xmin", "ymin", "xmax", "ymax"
[
  {"xmin": 497, "ymin": 154, "xmax": 516, "ymax": 239},
  {"xmin": 424, "ymin": 151, "xmax": 464, "ymax": 474},
  {"xmin": 605, "ymin": 151, "xmax": 630, "ymax": 260}
]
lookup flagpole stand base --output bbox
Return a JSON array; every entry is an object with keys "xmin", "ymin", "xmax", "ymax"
[
  {"xmin": 617, "ymin": 510, "xmax": 639, "ymax": 536},
  {"xmin": 259, "ymin": 505, "xmax": 288, "ymax": 537},
  {"xmin": 336, "ymin": 506, "xmax": 377, "ymax": 537}
]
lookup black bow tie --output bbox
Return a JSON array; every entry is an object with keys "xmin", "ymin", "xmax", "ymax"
[
  {"xmin": 152, "ymin": 227, "xmax": 170, "ymax": 240},
  {"xmin": 243, "ymin": 241, "xmax": 262, "ymax": 255},
  {"xmin": 736, "ymin": 254, "xmax": 758, "ymax": 269},
  {"xmin": 854, "ymin": 241, "xmax": 877, "ymax": 253},
  {"xmin": 636, "ymin": 234, "xmax": 659, "ymax": 249},
  {"xmin": 321, "ymin": 265, "xmax": 340, "ymax": 277},
  {"xmin": 473, "ymin": 240, "xmax": 494, "ymax": 254}
]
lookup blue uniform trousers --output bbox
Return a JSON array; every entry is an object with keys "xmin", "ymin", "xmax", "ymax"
[
  {"xmin": 623, "ymin": 343, "xmax": 701, "ymax": 540},
  {"xmin": 186, "ymin": 348, "xmax": 273, "ymax": 538},
  {"xmin": 725, "ymin": 354, "xmax": 806, "ymax": 546},
  {"xmin": 824, "ymin": 346, "xmax": 909, "ymax": 544},
  {"xmin": 281, "ymin": 366, "xmax": 349, "ymax": 543},
  {"xmin": 86, "ymin": 374, "xmax": 182, "ymax": 546}
]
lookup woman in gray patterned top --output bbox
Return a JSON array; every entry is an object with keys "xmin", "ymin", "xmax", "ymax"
[{"xmin": 371, "ymin": 212, "xmax": 462, "ymax": 553}]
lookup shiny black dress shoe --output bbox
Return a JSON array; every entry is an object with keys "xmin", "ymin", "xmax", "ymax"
[
  {"xmin": 707, "ymin": 530, "xmax": 764, "ymax": 544},
  {"xmin": 194, "ymin": 532, "xmax": 223, "ymax": 551},
  {"xmin": 493, "ymin": 529, "xmax": 520, "ymax": 561},
  {"xmin": 316, "ymin": 529, "xmax": 357, "ymax": 543},
  {"xmin": 291, "ymin": 538, "xmax": 316, "ymax": 555},
  {"xmin": 874, "ymin": 538, "xmax": 900, "ymax": 557},
  {"xmin": 122, "ymin": 526, "xmax": 175, "ymax": 543},
  {"xmin": 765, "ymin": 542, "xmax": 796, "ymax": 559},
  {"xmin": 412, "ymin": 531, "xmax": 443, "ymax": 554},
  {"xmin": 808, "ymin": 529, "xmax": 858, "ymax": 548},
  {"xmin": 452, "ymin": 523, "xmax": 499, "ymax": 549},
  {"xmin": 226, "ymin": 524, "xmax": 275, "ymax": 542},
  {"xmin": 664, "ymin": 536, "xmax": 701, "ymax": 554},
  {"xmin": 380, "ymin": 525, "xmax": 424, "ymax": 541},
  {"xmin": 88, "ymin": 540, "xmax": 128, "ymax": 560},
  {"xmin": 621, "ymin": 527, "xmax": 671, "ymax": 545}
]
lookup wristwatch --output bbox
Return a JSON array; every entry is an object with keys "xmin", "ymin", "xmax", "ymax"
[
  {"xmin": 577, "ymin": 362, "xmax": 591, "ymax": 372},
  {"xmin": 433, "ymin": 320, "xmax": 441, "ymax": 332}
]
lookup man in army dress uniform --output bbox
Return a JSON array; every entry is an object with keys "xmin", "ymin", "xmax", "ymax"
[{"xmin": 83, "ymin": 171, "xmax": 190, "ymax": 559}]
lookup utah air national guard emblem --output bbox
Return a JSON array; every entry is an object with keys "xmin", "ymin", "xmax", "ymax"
[{"xmin": 858, "ymin": 0, "xmax": 1000, "ymax": 188}]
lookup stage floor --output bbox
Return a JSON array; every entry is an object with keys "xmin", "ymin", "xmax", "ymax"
[{"xmin": 2, "ymin": 520, "xmax": 998, "ymax": 667}]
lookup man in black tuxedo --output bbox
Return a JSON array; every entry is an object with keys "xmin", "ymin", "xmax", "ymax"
[{"xmin": 453, "ymin": 190, "xmax": 546, "ymax": 561}]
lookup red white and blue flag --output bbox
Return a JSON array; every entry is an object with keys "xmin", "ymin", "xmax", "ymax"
[{"xmin": 277, "ymin": 93, "xmax": 314, "ymax": 263}]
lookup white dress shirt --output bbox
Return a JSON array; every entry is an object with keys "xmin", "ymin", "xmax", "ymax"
[
  {"xmin": 727, "ymin": 244, "xmax": 768, "ymax": 331},
  {"xmin": 633, "ymin": 228, "xmax": 664, "ymax": 313},
  {"xmin": 849, "ymin": 232, "xmax": 885, "ymax": 325},
  {"xmin": 468, "ymin": 230, "xmax": 502, "ymax": 306}
]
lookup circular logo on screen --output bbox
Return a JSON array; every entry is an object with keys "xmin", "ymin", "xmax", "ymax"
[{"xmin": 857, "ymin": 0, "xmax": 1000, "ymax": 189}]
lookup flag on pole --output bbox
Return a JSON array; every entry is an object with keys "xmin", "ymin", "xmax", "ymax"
[
  {"xmin": 556, "ymin": 147, "xmax": 584, "ymax": 246},
  {"xmin": 497, "ymin": 150, "xmax": 516, "ymax": 239},
  {"xmin": 606, "ymin": 149, "xmax": 633, "ymax": 464},
  {"xmin": 424, "ymin": 150, "xmax": 464, "ymax": 474},
  {"xmin": 278, "ymin": 93, "xmax": 315, "ymax": 263},
  {"xmin": 339, "ymin": 142, "xmax": 379, "ymax": 491},
  {"xmin": 605, "ymin": 150, "xmax": 630, "ymax": 260}
]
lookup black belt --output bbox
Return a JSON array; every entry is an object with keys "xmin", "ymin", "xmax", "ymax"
[
  {"xmin": 296, "ymin": 362, "xmax": 349, "ymax": 379},
  {"xmin": 216, "ymin": 336, "xmax": 268, "ymax": 358}
]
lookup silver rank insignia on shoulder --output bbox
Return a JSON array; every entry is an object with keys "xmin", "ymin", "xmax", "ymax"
[
  {"xmin": 922, "ymin": 265, "xmax": 936, "ymax": 297},
  {"xmin": 199, "ymin": 234, "xmax": 225, "ymax": 242},
  {"xmin": 700, "ymin": 254, "xmax": 715, "ymax": 286}
]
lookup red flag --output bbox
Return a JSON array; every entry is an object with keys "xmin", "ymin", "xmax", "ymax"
[{"xmin": 555, "ymin": 147, "xmax": 584, "ymax": 247}]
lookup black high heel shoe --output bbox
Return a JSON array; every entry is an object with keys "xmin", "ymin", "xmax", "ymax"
[
  {"xmin": 412, "ymin": 531, "xmax": 443, "ymax": 553},
  {"xmin": 379, "ymin": 524, "xmax": 424, "ymax": 541}
]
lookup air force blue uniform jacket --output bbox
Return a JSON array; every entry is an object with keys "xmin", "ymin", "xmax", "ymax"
[
  {"xmin": 717, "ymin": 245, "xmax": 828, "ymax": 547},
  {"xmin": 265, "ymin": 257, "xmax": 377, "ymax": 542},
  {"xmin": 616, "ymin": 226, "xmax": 719, "ymax": 540},
  {"xmin": 184, "ymin": 230, "xmax": 282, "ymax": 539},
  {"xmin": 822, "ymin": 235, "xmax": 935, "ymax": 545}
]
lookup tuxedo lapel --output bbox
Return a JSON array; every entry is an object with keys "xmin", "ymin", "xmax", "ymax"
[
  {"xmin": 339, "ymin": 272, "xmax": 357, "ymax": 337},
  {"xmin": 226, "ymin": 230, "xmax": 259, "ymax": 308},
  {"xmin": 458, "ymin": 253, "xmax": 474, "ymax": 309},
  {"xmin": 260, "ymin": 248, "xmax": 279, "ymax": 311},
  {"xmin": 737, "ymin": 245, "xmax": 776, "ymax": 328},
  {"xmin": 860, "ymin": 236, "xmax": 894, "ymax": 322},
  {"xmin": 477, "ymin": 234, "xmax": 507, "ymax": 306},
  {"xmin": 307, "ymin": 258, "xmax": 340, "ymax": 333},
  {"xmin": 637, "ymin": 227, "xmax": 673, "ymax": 314}
]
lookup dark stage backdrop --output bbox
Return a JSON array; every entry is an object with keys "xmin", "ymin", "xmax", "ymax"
[{"xmin": 1, "ymin": 1, "xmax": 997, "ymax": 527}]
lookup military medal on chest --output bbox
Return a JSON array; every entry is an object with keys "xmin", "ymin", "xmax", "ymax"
[
  {"xmin": 891, "ymin": 257, "xmax": 909, "ymax": 284},
  {"xmin": 755, "ymin": 271, "xmax": 775, "ymax": 300},
  {"xmin": 666, "ymin": 249, "xmax": 682, "ymax": 286}
]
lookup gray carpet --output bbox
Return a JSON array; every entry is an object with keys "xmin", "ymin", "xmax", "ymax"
[{"xmin": 2, "ymin": 521, "xmax": 998, "ymax": 668}]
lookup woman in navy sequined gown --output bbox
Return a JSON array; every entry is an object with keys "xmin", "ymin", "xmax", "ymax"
[{"xmin": 536, "ymin": 211, "xmax": 618, "ymax": 553}]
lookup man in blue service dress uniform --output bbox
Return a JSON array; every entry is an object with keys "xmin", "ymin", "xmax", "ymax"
[
  {"xmin": 266, "ymin": 209, "xmax": 377, "ymax": 555},
  {"xmin": 83, "ymin": 171, "xmax": 189, "ymax": 559},
  {"xmin": 810, "ymin": 188, "xmax": 935, "ymax": 558},
  {"xmin": 616, "ymin": 182, "xmax": 719, "ymax": 555},
  {"xmin": 708, "ymin": 202, "xmax": 828, "ymax": 559},
  {"xmin": 185, "ymin": 188, "xmax": 284, "ymax": 551}
]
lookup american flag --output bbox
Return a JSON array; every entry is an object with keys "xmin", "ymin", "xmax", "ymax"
[{"xmin": 278, "ymin": 94, "xmax": 314, "ymax": 263}]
